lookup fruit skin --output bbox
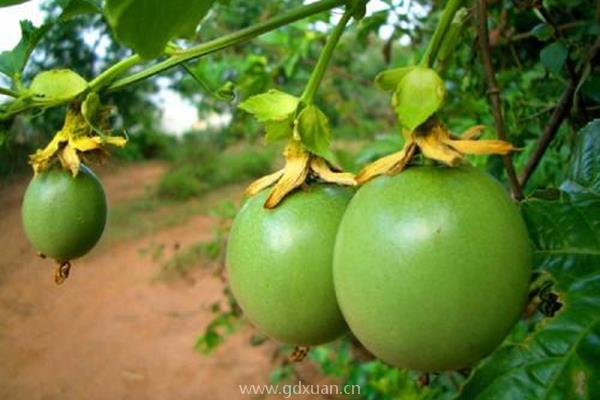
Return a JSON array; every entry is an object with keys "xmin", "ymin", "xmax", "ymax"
[
  {"xmin": 22, "ymin": 165, "xmax": 107, "ymax": 262},
  {"xmin": 333, "ymin": 165, "xmax": 532, "ymax": 371},
  {"xmin": 226, "ymin": 184, "xmax": 353, "ymax": 345}
]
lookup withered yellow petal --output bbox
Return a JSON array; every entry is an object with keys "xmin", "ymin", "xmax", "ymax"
[
  {"xmin": 244, "ymin": 169, "xmax": 284, "ymax": 197},
  {"xmin": 59, "ymin": 145, "xmax": 81, "ymax": 176},
  {"xmin": 389, "ymin": 142, "xmax": 417, "ymax": 174},
  {"xmin": 264, "ymin": 142, "xmax": 310, "ymax": 209},
  {"xmin": 415, "ymin": 133, "xmax": 462, "ymax": 166},
  {"xmin": 447, "ymin": 139, "xmax": 518, "ymax": 155},
  {"xmin": 71, "ymin": 136, "xmax": 102, "ymax": 152},
  {"xmin": 29, "ymin": 130, "xmax": 69, "ymax": 174},
  {"xmin": 459, "ymin": 125, "xmax": 486, "ymax": 140},
  {"xmin": 356, "ymin": 141, "xmax": 416, "ymax": 184},
  {"xmin": 103, "ymin": 135, "xmax": 127, "ymax": 147},
  {"xmin": 310, "ymin": 157, "xmax": 356, "ymax": 186}
]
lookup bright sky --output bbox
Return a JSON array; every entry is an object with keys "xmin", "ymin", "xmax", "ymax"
[
  {"xmin": 0, "ymin": 1, "xmax": 44, "ymax": 50},
  {"xmin": 0, "ymin": 0, "xmax": 414, "ymax": 135}
]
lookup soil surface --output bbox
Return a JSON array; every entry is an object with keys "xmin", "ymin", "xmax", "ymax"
[{"xmin": 0, "ymin": 162, "xmax": 328, "ymax": 400}]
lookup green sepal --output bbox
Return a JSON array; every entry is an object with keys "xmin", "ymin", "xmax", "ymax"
[
  {"xmin": 264, "ymin": 117, "xmax": 295, "ymax": 143},
  {"xmin": 81, "ymin": 92, "xmax": 112, "ymax": 135},
  {"xmin": 238, "ymin": 89, "xmax": 299, "ymax": 122},
  {"xmin": 374, "ymin": 67, "xmax": 415, "ymax": 91},
  {"xmin": 239, "ymin": 89, "xmax": 300, "ymax": 142},
  {"xmin": 294, "ymin": 104, "xmax": 335, "ymax": 162},
  {"xmin": 29, "ymin": 69, "xmax": 88, "ymax": 101},
  {"xmin": 392, "ymin": 67, "xmax": 446, "ymax": 131}
]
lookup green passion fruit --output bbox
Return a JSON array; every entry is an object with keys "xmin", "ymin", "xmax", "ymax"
[
  {"xmin": 22, "ymin": 164, "xmax": 107, "ymax": 263},
  {"xmin": 333, "ymin": 165, "xmax": 532, "ymax": 371},
  {"xmin": 226, "ymin": 184, "xmax": 353, "ymax": 345}
]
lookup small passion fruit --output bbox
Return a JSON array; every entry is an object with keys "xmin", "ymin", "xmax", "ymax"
[{"xmin": 22, "ymin": 164, "xmax": 107, "ymax": 263}]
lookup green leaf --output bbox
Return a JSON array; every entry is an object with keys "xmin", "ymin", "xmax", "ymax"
[
  {"xmin": 393, "ymin": 67, "xmax": 446, "ymax": 131},
  {"xmin": 0, "ymin": 0, "xmax": 30, "ymax": 7},
  {"xmin": 531, "ymin": 23, "xmax": 554, "ymax": 41},
  {"xmin": 374, "ymin": 67, "xmax": 415, "ymax": 91},
  {"xmin": 523, "ymin": 192, "xmax": 600, "ymax": 283},
  {"xmin": 348, "ymin": 0, "xmax": 369, "ymax": 20},
  {"xmin": 59, "ymin": 0, "xmax": 101, "ymax": 20},
  {"xmin": 238, "ymin": 89, "xmax": 299, "ymax": 122},
  {"xmin": 29, "ymin": 69, "xmax": 88, "ymax": 101},
  {"xmin": 357, "ymin": 11, "xmax": 388, "ymax": 43},
  {"xmin": 0, "ymin": 20, "xmax": 50, "ymax": 79},
  {"xmin": 456, "ymin": 119, "xmax": 600, "ymax": 400},
  {"xmin": 104, "ymin": 0, "xmax": 217, "ymax": 59},
  {"xmin": 540, "ymin": 41, "xmax": 568, "ymax": 74},
  {"xmin": 294, "ymin": 104, "xmax": 334, "ymax": 161},
  {"xmin": 561, "ymin": 120, "xmax": 600, "ymax": 194}
]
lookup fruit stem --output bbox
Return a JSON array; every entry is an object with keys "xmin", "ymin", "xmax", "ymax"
[
  {"xmin": 104, "ymin": 0, "xmax": 346, "ymax": 93},
  {"xmin": 300, "ymin": 7, "xmax": 354, "ymax": 105},
  {"xmin": 54, "ymin": 261, "xmax": 71, "ymax": 285},
  {"xmin": 88, "ymin": 54, "xmax": 143, "ymax": 92},
  {"xmin": 420, "ymin": 0, "xmax": 464, "ymax": 68},
  {"xmin": 0, "ymin": 87, "xmax": 19, "ymax": 98}
]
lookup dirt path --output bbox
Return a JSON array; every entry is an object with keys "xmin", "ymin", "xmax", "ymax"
[{"xmin": 0, "ymin": 163, "xmax": 295, "ymax": 400}]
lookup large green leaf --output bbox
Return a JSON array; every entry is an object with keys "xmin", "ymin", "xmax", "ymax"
[
  {"xmin": 0, "ymin": 20, "xmax": 50, "ymax": 79},
  {"xmin": 456, "ymin": 120, "xmax": 600, "ymax": 399},
  {"xmin": 104, "ymin": 0, "xmax": 217, "ymax": 59},
  {"xmin": 59, "ymin": 0, "xmax": 101, "ymax": 21},
  {"xmin": 0, "ymin": 0, "xmax": 31, "ymax": 7}
]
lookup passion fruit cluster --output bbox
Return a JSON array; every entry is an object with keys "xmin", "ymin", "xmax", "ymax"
[{"xmin": 226, "ymin": 136, "xmax": 532, "ymax": 372}]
